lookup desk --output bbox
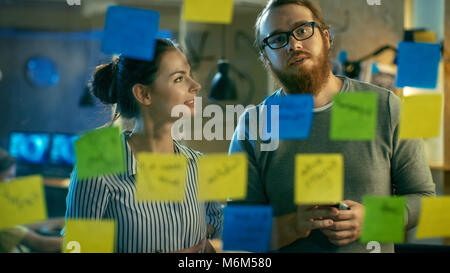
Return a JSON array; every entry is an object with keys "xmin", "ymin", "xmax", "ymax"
[{"xmin": 43, "ymin": 178, "xmax": 70, "ymax": 188}]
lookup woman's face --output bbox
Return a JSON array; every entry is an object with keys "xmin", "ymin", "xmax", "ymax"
[{"xmin": 148, "ymin": 49, "xmax": 201, "ymax": 120}]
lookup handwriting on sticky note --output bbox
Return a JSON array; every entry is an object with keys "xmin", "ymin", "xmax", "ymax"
[
  {"xmin": 399, "ymin": 94, "xmax": 442, "ymax": 139},
  {"xmin": 64, "ymin": 219, "xmax": 115, "ymax": 253},
  {"xmin": 198, "ymin": 153, "xmax": 247, "ymax": 202},
  {"xmin": 330, "ymin": 92, "xmax": 378, "ymax": 140},
  {"xmin": 75, "ymin": 126, "xmax": 125, "ymax": 179},
  {"xmin": 136, "ymin": 153, "xmax": 188, "ymax": 202},
  {"xmin": 333, "ymin": 100, "xmax": 373, "ymax": 115},
  {"xmin": 206, "ymin": 161, "xmax": 239, "ymax": 184},
  {"xmin": 416, "ymin": 197, "xmax": 450, "ymax": 239},
  {"xmin": 295, "ymin": 154, "xmax": 343, "ymax": 204},
  {"xmin": 265, "ymin": 94, "xmax": 313, "ymax": 140},
  {"xmin": 182, "ymin": 0, "xmax": 234, "ymax": 24},
  {"xmin": 1, "ymin": 190, "xmax": 39, "ymax": 210},
  {"xmin": 380, "ymin": 202, "xmax": 403, "ymax": 214},
  {"xmin": 222, "ymin": 205, "xmax": 272, "ymax": 253},
  {"xmin": 360, "ymin": 196, "xmax": 406, "ymax": 243},
  {"xmin": 0, "ymin": 175, "xmax": 47, "ymax": 230}
]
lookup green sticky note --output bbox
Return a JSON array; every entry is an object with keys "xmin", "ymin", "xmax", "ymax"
[
  {"xmin": 330, "ymin": 92, "xmax": 378, "ymax": 140},
  {"xmin": 360, "ymin": 196, "xmax": 406, "ymax": 243},
  {"xmin": 75, "ymin": 126, "xmax": 125, "ymax": 179}
]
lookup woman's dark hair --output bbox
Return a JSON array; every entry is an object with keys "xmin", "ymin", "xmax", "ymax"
[
  {"xmin": 91, "ymin": 38, "xmax": 182, "ymax": 120},
  {"xmin": 0, "ymin": 148, "xmax": 15, "ymax": 173}
]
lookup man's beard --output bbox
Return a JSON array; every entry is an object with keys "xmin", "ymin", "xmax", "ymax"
[{"xmin": 270, "ymin": 35, "xmax": 332, "ymax": 95}]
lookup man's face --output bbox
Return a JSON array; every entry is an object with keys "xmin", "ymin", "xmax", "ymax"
[{"xmin": 259, "ymin": 4, "xmax": 332, "ymax": 95}]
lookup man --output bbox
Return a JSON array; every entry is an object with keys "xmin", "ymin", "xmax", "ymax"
[{"xmin": 228, "ymin": 0, "xmax": 435, "ymax": 253}]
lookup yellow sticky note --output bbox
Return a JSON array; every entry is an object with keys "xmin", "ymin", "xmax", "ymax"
[
  {"xmin": 136, "ymin": 153, "xmax": 188, "ymax": 202},
  {"xmin": 414, "ymin": 31, "xmax": 437, "ymax": 43},
  {"xmin": 399, "ymin": 94, "xmax": 442, "ymax": 139},
  {"xmin": 182, "ymin": 0, "xmax": 234, "ymax": 24},
  {"xmin": 198, "ymin": 153, "xmax": 248, "ymax": 201},
  {"xmin": 0, "ymin": 175, "xmax": 47, "ymax": 230},
  {"xmin": 295, "ymin": 154, "xmax": 343, "ymax": 204},
  {"xmin": 63, "ymin": 219, "xmax": 116, "ymax": 253},
  {"xmin": 416, "ymin": 197, "xmax": 450, "ymax": 239}
]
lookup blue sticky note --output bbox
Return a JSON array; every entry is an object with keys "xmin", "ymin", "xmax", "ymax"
[
  {"xmin": 395, "ymin": 42, "xmax": 441, "ymax": 89},
  {"xmin": 101, "ymin": 6, "xmax": 159, "ymax": 61},
  {"xmin": 264, "ymin": 95, "xmax": 313, "ymax": 139},
  {"xmin": 222, "ymin": 205, "xmax": 272, "ymax": 253},
  {"xmin": 156, "ymin": 29, "xmax": 173, "ymax": 39},
  {"xmin": 371, "ymin": 62, "xmax": 379, "ymax": 75}
]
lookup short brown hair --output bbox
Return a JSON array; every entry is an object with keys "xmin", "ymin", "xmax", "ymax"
[{"xmin": 255, "ymin": 0, "xmax": 331, "ymax": 51}]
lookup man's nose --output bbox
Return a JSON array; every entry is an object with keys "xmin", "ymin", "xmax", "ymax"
[{"xmin": 287, "ymin": 34, "xmax": 304, "ymax": 52}]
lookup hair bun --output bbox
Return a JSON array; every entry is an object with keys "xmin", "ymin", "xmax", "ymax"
[{"xmin": 91, "ymin": 60, "xmax": 119, "ymax": 104}]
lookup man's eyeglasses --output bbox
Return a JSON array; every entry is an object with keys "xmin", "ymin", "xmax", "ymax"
[{"xmin": 262, "ymin": 22, "xmax": 317, "ymax": 50}]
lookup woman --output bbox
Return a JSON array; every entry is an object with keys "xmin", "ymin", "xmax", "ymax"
[{"xmin": 65, "ymin": 38, "xmax": 222, "ymax": 253}]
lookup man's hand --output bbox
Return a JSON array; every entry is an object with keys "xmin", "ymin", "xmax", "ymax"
[
  {"xmin": 320, "ymin": 200, "xmax": 365, "ymax": 246},
  {"xmin": 295, "ymin": 205, "xmax": 339, "ymax": 239},
  {"xmin": 271, "ymin": 205, "xmax": 338, "ymax": 250}
]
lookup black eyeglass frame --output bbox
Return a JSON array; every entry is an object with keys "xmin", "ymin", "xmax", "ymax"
[{"xmin": 261, "ymin": 21, "xmax": 318, "ymax": 50}]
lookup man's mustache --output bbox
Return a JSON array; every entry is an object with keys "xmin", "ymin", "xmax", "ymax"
[{"xmin": 287, "ymin": 51, "xmax": 312, "ymax": 65}]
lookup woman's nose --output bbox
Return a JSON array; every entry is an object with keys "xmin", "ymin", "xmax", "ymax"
[{"xmin": 190, "ymin": 79, "xmax": 201, "ymax": 93}]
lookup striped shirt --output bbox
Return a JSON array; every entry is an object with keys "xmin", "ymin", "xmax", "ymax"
[{"xmin": 64, "ymin": 132, "xmax": 223, "ymax": 253}]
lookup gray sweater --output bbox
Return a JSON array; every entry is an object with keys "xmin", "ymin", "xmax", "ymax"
[{"xmin": 228, "ymin": 76, "xmax": 436, "ymax": 253}]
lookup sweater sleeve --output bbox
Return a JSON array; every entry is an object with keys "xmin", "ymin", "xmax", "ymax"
[{"xmin": 388, "ymin": 92, "xmax": 436, "ymax": 230}]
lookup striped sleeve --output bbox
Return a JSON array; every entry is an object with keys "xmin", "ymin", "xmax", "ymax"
[
  {"xmin": 205, "ymin": 201, "xmax": 223, "ymax": 239},
  {"xmin": 65, "ymin": 167, "xmax": 111, "ymax": 220}
]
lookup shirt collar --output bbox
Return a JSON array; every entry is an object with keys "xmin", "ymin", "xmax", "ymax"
[
  {"xmin": 122, "ymin": 132, "xmax": 197, "ymax": 176},
  {"xmin": 273, "ymin": 76, "xmax": 349, "ymax": 113}
]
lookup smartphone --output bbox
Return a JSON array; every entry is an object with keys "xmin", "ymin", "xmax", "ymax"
[{"xmin": 332, "ymin": 203, "xmax": 350, "ymax": 210}]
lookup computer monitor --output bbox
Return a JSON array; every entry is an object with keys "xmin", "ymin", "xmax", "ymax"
[
  {"xmin": 9, "ymin": 132, "xmax": 51, "ymax": 164},
  {"xmin": 49, "ymin": 133, "xmax": 78, "ymax": 166},
  {"xmin": 8, "ymin": 131, "xmax": 78, "ymax": 178}
]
